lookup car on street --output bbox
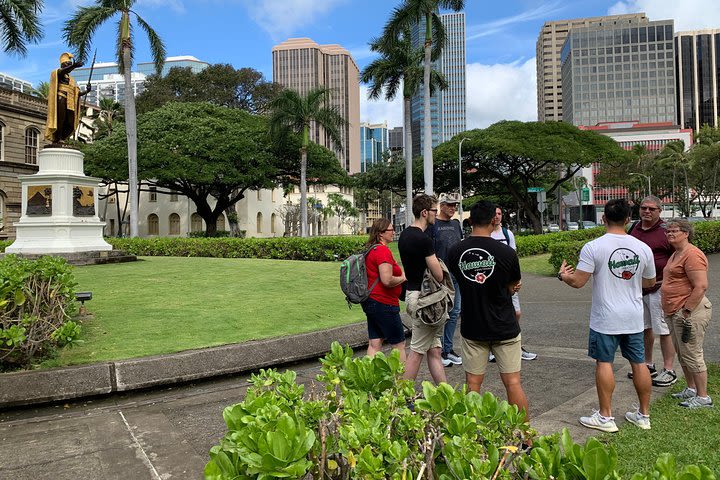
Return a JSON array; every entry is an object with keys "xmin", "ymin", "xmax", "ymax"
[
  {"xmin": 567, "ymin": 221, "xmax": 579, "ymax": 231},
  {"xmin": 548, "ymin": 223, "xmax": 561, "ymax": 232},
  {"xmin": 581, "ymin": 221, "xmax": 597, "ymax": 229}
]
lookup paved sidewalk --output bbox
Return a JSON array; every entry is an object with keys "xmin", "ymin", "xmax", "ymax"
[{"xmin": 0, "ymin": 255, "xmax": 717, "ymax": 479}]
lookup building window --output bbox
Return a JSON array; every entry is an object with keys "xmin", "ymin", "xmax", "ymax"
[
  {"xmin": 257, "ymin": 189, "xmax": 262, "ymax": 201},
  {"xmin": 25, "ymin": 127, "xmax": 39, "ymax": 164},
  {"xmin": 216, "ymin": 214, "xmax": 225, "ymax": 231},
  {"xmin": 169, "ymin": 213, "xmax": 180, "ymax": 235},
  {"xmin": 147, "ymin": 214, "xmax": 159, "ymax": 235},
  {"xmin": 149, "ymin": 187, "xmax": 157, "ymax": 202},
  {"xmin": 191, "ymin": 213, "xmax": 203, "ymax": 232},
  {"xmin": 270, "ymin": 213, "xmax": 276, "ymax": 234},
  {"xmin": 256, "ymin": 212, "xmax": 263, "ymax": 233}
]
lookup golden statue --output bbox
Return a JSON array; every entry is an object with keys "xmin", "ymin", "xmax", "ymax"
[{"xmin": 45, "ymin": 52, "xmax": 91, "ymax": 145}]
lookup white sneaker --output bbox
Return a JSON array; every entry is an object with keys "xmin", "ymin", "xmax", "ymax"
[
  {"xmin": 579, "ymin": 410, "xmax": 618, "ymax": 433},
  {"xmin": 521, "ymin": 347, "xmax": 538, "ymax": 361},
  {"xmin": 446, "ymin": 350, "xmax": 462, "ymax": 365},
  {"xmin": 671, "ymin": 387, "xmax": 697, "ymax": 399},
  {"xmin": 441, "ymin": 353, "xmax": 453, "ymax": 367},
  {"xmin": 679, "ymin": 396, "xmax": 713, "ymax": 409},
  {"xmin": 625, "ymin": 406, "xmax": 651, "ymax": 430},
  {"xmin": 488, "ymin": 353, "xmax": 496, "ymax": 363}
]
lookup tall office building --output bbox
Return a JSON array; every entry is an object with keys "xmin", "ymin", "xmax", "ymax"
[
  {"xmin": 388, "ymin": 126, "xmax": 404, "ymax": 152},
  {"xmin": 675, "ymin": 29, "xmax": 720, "ymax": 131},
  {"xmin": 410, "ymin": 12, "xmax": 466, "ymax": 154},
  {"xmin": 536, "ymin": 13, "xmax": 648, "ymax": 122},
  {"xmin": 561, "ymin": 18, "xmax": 677, "ymax": 126},
  {"xmin": 272, "ymin": 38, "xmax": 361, "ymax": 173},
  {"xmin": 359, "ymin": 122, "xmax": 388, "ymax": 172},
  {"xmin": 0, "ymin": 72, "xmax": 32, "ymax": 94},
  {"xmin": 72, "ymin": 55, "xmax": 209, "ymax": 106}
]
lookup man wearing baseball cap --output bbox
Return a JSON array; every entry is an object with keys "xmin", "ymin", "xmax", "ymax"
[{"xmin": 428, "ymin": 192, "xmax": 465, "ymax": 367}]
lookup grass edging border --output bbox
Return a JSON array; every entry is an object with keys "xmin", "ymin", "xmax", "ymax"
[{"xmin": 0, "ymin": 320, "xmax": 379, "ymax": 408}]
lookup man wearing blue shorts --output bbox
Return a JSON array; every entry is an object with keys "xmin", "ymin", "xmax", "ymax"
[{"xmin": 558, "ymin": 199, "xmax": 656, "ymax": 432}]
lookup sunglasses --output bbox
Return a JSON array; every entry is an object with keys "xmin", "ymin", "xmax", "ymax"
[{"xmin": 666, "ymin": 229, "xmax": 686, "ymax": 234}]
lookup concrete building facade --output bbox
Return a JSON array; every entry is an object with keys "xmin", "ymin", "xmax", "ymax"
[
  {"xmin": 561, "ymin": 18, "xmax": 677, "ymax": 126},
  {"xmin": 0, "ymin": 88, "xmax": 46, "ymax": 240},
  {"xmin": 272, "ymin": 38, "xmax": 361, "ymax": 173},
  {"xmin": 675, "ymin": 29, "xmax": 720, "ymax": 131},
  {"xmin": 536, "ymin": 13, "xmax": 648, "ymax": 122},
  {"xmin": 410, "ymin": 12, "xmax": 466, "ymax": 153},
  {"xmin": 388, "ymin": 126, "xmax": 404, "ymax": 152}
]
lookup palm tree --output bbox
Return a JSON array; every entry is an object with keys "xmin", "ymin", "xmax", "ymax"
[
  {"xmin": 658, "ymin": 141, "xmax": 691, "ymax": 216},
  {"xmin": 63, "ymin": 1, "xmax": 166, "ymax": 238},
  {"xmin": 268, "ymin": 87, "xmax": 346, "ymax": 237},
  {"xmin": 385, "ymin": 0, "xmax": 465, "ymax": 194},
  {"xmin": 93, "ymin": 97, "xmax": 123, "ymax": 139},
  {"xmin": 32, "ymin": 80, "xmax": 49, "ymax": 99},
  {"xmin": 361, "ymin": 27, "xmax": 447, "ymax": 226},
  {"xmin": 0, "ymin": 0, "xmax": 43, "ymax": 55}
]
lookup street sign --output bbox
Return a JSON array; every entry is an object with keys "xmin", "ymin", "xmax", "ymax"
[
  {"xmin": 581, "ymin": 187, "xmax": 590, "ymax": 202},
  {"xmin": 527, "ymin": 187, "xmax": 544, "ymax": 192},
  {"xmin": 538, "ymin": 202, "xmax": 547, "ymax": 213}
]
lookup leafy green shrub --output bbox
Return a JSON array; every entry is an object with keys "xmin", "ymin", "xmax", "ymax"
[
  {"xmin": 548, "ymin": 240, "xmax": 586, "ymax": 271},
  {"xmin": 206, "ymin": 342, "xmax": 712, "ymax": 480},
  {"xmin": 0, "ymin": 255, "xmax": 80, "ymax": 370},
  {"xmin": 691, "ymin": 221, "xmax": 720, "ymax": 254},
  {"xmin": 0, "ymin": 239, "xmax": 11, "ymax": 253},
  {"xmin": 107, "ymin": 236, "xmax": 367, "ymax": 261},
  {"xmin": 188, "ymin": 230, "xmax": 232, "ymax": 238},
  {"xmin": 516, "ymin": 227, "xmax": 604, "ymax": 258}
]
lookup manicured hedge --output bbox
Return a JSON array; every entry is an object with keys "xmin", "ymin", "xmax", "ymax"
[
  {"xmin": 547, "ymin": 221, "xmax": 720, "ymax": 270},
  {"xmin": 0, "ymin": 240, "xmax": 11, "ymax": 252},
  {"xmin": 515, "ymin": 227, "xmax": 604, "ymax": 257},
  {"xmin": 107, "ymin": 236, "xmax": 367, "ymax": 261}
]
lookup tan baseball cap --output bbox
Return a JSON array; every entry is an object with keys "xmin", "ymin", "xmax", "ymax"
[{"xmin": 438, "ymin": 192, "xmax": 462, "ymax": 205}]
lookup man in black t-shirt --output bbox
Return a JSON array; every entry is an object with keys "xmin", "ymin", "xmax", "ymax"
[
  {"xmin": 447, "ymin": 200, "xmax": 529, "ymax": 417},
  {"xmin": 398, "ymin": 194, "xmax": 446, "ymax": 385}
]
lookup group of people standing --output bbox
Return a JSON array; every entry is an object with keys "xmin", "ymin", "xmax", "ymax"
[{"xmin": 359, "ymin": 193, "xmax": 712, "ymax": 432}]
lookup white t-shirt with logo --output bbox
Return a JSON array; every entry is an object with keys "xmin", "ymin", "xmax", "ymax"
[{"xmin": 576, "ymin": 233, "xmax": 656, "ymax": 334}]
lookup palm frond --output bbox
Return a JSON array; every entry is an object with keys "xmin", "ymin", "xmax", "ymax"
[
  {"xmin": 62, "ymin": 5, "xmax": 116, "ymax": 63},
  {"xmin": 0, "ymin": 0, "xmax": 44, "ymax": 55},
  {"xmin": 133, "ymin": 11, "xmax": 166, "ymax": 75},
  {"xmin": 116, "ymin": 17, "xmax": 136, "ymax": 73},
  {"xmin": 430, "ymin": 13, "xmax": 445, "ymax": 61}
]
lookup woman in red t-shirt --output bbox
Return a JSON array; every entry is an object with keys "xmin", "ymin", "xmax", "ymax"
[{"xmin": 362, "ymin": 218, "xmax": 407, "ymax": 361}]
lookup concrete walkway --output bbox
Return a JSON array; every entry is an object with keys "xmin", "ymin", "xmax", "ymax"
[{"xmin": 0, "ymin": 255, "xmax": 718, "ymax": 479}]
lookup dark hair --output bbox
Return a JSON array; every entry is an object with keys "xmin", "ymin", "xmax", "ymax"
[
  {"xmin": 666, "ymin": 217, "xmax": 694, "ymax": 242},
  {"xmin": 412, "ymin": 194, "xmax": 437, "ymax": 218},
  {"xmin": 469, "ymin": 200, "xmax": 496, "ymax": 227},
  {"xmin": 366, "ymin": 218, "xmax": 391, "ymax": 247},
  {"xmin": 604, "ymin": 198, "xmax": 631, "ymax": 225}
]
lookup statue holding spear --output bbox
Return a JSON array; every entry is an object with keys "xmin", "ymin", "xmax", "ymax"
[{"xmin": 45, "ymin": 50, "xmax": 95, "ymax": 145}]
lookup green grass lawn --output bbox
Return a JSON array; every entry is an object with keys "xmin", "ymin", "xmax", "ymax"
[
  {"xmin": 601, "ymin": 364, "xmax": 720, "ymax": 476},
  {"xmin": 44, "ymin": 256, "xmax": 364, "ymax": 367}
]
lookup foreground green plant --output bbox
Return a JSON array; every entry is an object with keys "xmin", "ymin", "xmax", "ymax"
[
  {"xmin": 206, "ymin": 342, "xmax": 714, "ymax": 479},
  {"xmin": 0, "ymin": 255, "xmax": 80, "ymax": 370}
]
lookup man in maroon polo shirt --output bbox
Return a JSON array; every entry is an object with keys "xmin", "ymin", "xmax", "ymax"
[{"xmin": 628, "ymin": 195, "xmax": 677, "ymax": 386}]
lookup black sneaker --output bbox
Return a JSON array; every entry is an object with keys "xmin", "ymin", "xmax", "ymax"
[{"xmin": 628, "ymin": 363, "xmax": 657, "ymax": 379}]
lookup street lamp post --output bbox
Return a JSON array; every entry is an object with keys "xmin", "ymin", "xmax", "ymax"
[
  {"xmin": 630, "ymin": 173, "xmax": 652, "ymax": 197},
  {"xmin": 458, "ymin": 137, "xmax": 469, "ymax": 221}
]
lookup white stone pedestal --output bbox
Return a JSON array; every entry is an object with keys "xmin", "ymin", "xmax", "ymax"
[{"xmin": 6, "ymin": 148, "xmax": 112, "ymax": 254}]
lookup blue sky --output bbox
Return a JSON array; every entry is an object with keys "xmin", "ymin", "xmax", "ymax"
[{"xmin": 1, "ymin": 0, "xmax": 718, "ymax": 129}]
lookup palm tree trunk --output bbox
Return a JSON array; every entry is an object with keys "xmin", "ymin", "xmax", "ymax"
[
  {"xmin": 404, "ymin": 95, "xmax": 413, "ymax": 226},
  {"xmin": 300, "ymin": 144, "xmax": 308, "ymax": 238},
  {"xmin": 422, "ymin": 13, "xmax": 434, "ymax": 195},
  {"xmin": 123, "ymin": 46, "xmax": 139, "ymax": 238}
]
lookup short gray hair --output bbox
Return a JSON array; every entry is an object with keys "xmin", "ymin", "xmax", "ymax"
[
  {"xmin": 640, "ymin": 195, "xmax": 662, "ymax": 209},
  {"xmin": 666, "ymin": 217, "xmax": 694, "ymax": 242}
]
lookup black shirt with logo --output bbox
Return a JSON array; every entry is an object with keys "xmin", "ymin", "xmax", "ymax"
[
  {"xmin": 447, "ymin": 236, "xmax": 521, "ymax": 341},
  {"xmin": 398, "ymin": 225, "xmax": 435, "ymax": 291}
]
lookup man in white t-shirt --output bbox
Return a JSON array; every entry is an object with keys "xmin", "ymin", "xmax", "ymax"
[
  {"xmin": 558, "ymin": 199, "xmax": 656, "ymax": 433},
  {"xmin": 490, "ymin": 207, "xmax": 537, "ymax": 361}
]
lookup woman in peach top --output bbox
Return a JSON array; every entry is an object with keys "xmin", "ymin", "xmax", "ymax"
[{"xmin": 660, "ymin": 218, "xmax": 713, "ymax": 409}]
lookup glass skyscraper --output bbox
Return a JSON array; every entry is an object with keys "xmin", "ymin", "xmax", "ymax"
[
  {"xmin": 410, "ymin": 12, "xmax": 466, "ymax": 154},
  {"xmin": 72, "ymin": 56, "xmax": 209, "ymax": 106},
  {"xmin": 561, "ymin": 19, "xmax": 677, "ymax": 126},
  {"xmin": 359, "ymin": 122, "xmax": 388, "ymax": 172},
  {"xmin": 675, "ymin": 29, "xmax": 720, "ymax": 131}
]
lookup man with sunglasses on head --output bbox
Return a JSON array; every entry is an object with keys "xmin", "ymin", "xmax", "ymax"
[
  {"xmin": 398, "ymin": 194, "xmax": 446, "ymax": 385},
  {"xmin": 429, "ymin": 193, "xmax": 465, "ymax": 368},
  {"xmin": 627, "ymin": 196, "xmax": 676, "ymax": 387}
]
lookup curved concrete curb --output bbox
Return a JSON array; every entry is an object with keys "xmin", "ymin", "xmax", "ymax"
[{"xmin": 0, "ymin": 321, "xmax": 376, "ymax": 408}]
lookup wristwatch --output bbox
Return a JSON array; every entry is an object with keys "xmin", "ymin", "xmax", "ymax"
[{"xmin": 557, "ymin": 271, "xmax": 564, "ymax": 281}]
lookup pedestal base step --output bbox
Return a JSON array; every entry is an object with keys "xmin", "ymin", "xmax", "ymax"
[{"xmin": 0, "ymin": 250, "xmax": 137, "ymax": 266}]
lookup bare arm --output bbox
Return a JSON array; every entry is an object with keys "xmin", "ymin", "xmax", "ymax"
[
  {"xmin": 558, "ymin": 260, "xmax": 591, "ymax": 288},
  {"xmin": 425, "ymin": 254, "xmax": 444, "ymax": 282},
  {"xmin": 682, "ymin": 269, "xmax": 708, "ymax": 312},
  {"xmin": 642, "ymin": 275, "xmax": 657, "ymax": 289},
  {"xmin": 378, "ymin": 263, "xmax": 406, "ymax": 288}
]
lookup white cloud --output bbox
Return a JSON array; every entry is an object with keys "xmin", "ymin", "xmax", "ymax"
[
  {"xmin": 241, "ymin": 0, "xmax": 347, "ymax": 40},
  {"xmin": 467, "ymin": 1, "xmax": 565, "ymax": 41},
  {"xmin": 359, "ymin": 84, "xmax": 404, "ymax": 129},
  {"xmin": 608, "ymin": 0, "xmax": 720, "ymax": 32},
  {"xmin": 466, "ymin": 59, "xmax": 537, "ymax": 129}
]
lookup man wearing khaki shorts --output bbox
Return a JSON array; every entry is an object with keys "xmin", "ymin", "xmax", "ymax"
[{"xmin": 447, "ymin": 201, "xmax": 529, "ymax": 416}]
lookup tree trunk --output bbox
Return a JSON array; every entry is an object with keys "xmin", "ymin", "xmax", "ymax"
[
  {"xmin": 404, "ymin": 95, "xmax": 413, "ymax": 226},
  {"xmin": 122, "ymin": 46, "xmax": 139, "ymax": 238},
  {"xmin": 422, "ymin": 13, "xmax": 434, "ymax": 195},
  {"xmin": 225, "ymin": 204, "xmax": 241, "ymax": 236},
  {"xmin": 300, "ymin": 145, "xmax": 308, "ymax": 238}
]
